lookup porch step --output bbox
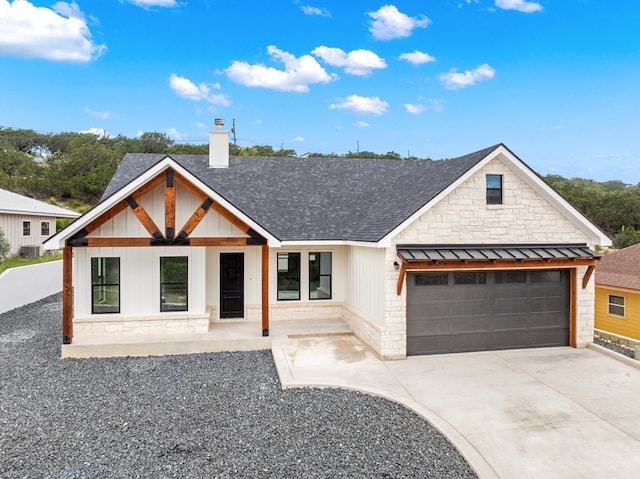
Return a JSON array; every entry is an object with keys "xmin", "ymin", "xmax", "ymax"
[{"xmin": 61, "ymin": 318, "xmax": 351, "ymax": 359}]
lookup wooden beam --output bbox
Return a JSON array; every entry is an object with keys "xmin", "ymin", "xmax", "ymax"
[
  {"xmin": 570, "ymin": 268, "xmax": 577, "ymax": 348},
  {"xmin": 173, "ymin": 171, "xmax": 209, "ymax": 201},
  {"xmin": 190, "ymin": 237, "xmax": 250, "ymax": 247},
  {"xmin": 262, "ymin": 244, "xmax": 269, "ymax": 336},
  {"xmin": 211, "ymin": 201, "xmax": 250, "ymax": 234},
  {"xmin": 400, "ymin": 258, "xmax": 598, "ymax": 272},
  {"xmin": 396, "ymin": 262, "xmax": 407, "ymax": 296},
  {"xmin": 582, "ymin": 265, "xmax": 595, "ymax": 290},
  {"xmin": 83, "ymin": 238, "xmax": 153, "ymax": 247},
  {"xmin": 165, "ymin": 169, "xmax": 175, "ymax": 239},
  {"xmin": 127, "ymin": 196, "xmax": 163, "ymax": 239},
  {"xmin": 62, "ymin": 246, "xmax": 73, "ymax": 345},
  {"xmin": 178, "ymin": 198, "xmax": 212, "ymax": 238}
]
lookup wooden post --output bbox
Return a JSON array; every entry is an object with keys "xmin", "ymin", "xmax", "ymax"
[
  {"xmin": 570, "ymin": 268, "xmax": 577, "ymax": 348},
  {"xmin": 261, "ymin": 244, "xmax": 269, "ymax": 336},
  {"xmin": 62, "ymin": 245, "xmax": 73, "ymax": 344}
]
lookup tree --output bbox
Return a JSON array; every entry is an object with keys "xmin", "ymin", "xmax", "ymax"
[
  {"xmin": 0, "ymin": 227, "xmax": 10, "ymax": 260},
  {"xmin": 613, "ymin": 226, "xmax": 640, "ymax": 249}
]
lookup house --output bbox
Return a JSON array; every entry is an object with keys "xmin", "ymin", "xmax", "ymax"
[
  {"xmin": 44, "ymin": 121, "xmax": 611, "ymax": 359},
  {"xmin": 0, "ymin": 188, "xmax": 80, "ymax": 256},
  {"xmin": 594, "ymin": 243, "xmax": 640, "ymax": 342}
]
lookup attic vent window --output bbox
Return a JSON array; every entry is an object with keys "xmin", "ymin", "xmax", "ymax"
[{"xmin": 486, "ymin": 174, "xmax": 503, "ymax": 205}]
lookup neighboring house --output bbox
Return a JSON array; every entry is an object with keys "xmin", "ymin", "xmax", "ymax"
[
  {"xmin": 44, "ymin": 122, "xmax": 611, "ymax": 358},
  {"xmin": 594, "ymin": 243, "xmax": 640, "ymax": 341},
  {"xmin": 0, "ymin": 188, "xmax": 80, "ymax": 256}
]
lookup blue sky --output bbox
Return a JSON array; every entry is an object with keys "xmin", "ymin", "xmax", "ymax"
[{"xmin": 1, "ymin": 0, "xmax": 639, "ymax": 183}]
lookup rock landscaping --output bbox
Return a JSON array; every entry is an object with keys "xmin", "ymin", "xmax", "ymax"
[{"xmin": 0, "ymin": 294, "xmax": 477, "ymax": 478}]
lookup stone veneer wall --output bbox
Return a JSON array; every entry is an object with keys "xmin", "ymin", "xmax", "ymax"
[{"xmin": 73, "ymin": 312, "xmax": 210, "ymax": 338}]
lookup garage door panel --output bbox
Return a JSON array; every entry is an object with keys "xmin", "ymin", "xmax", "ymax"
[{"xmin": 407, "ymin": 270, "xmax": 570, "ymax": 355}]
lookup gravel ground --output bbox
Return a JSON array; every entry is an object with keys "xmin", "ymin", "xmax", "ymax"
[
  {"xmin": 593, "ymin": 337, "xmax": 636, "ymax": 359},
  {"xmin": 0, "ymin": 294, "xmax": 477, "ymax": 479}
]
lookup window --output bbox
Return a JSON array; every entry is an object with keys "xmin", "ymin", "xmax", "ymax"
[
  {"xmin": 41, "ymin": 222, "xmax": 50, "ymax": 236},
  {"xmin": 495, "ymin": 271, "xmax": 526, "ymax": 284},
  {"xmin": 531, "ymin": 270, "xmax": 561, "ymax": 283},
  {"xmin": 486, "ymin": 174, "xmax": 503, "ymax": 205},
  {"xmin": 22, "ymin": 221, "xmax": 31, "ymax": 236},
  {"xmin": 454, "ymin": 272, "xmax": 487, "ymax": 285},
  {"xmin": 309, "ymin": 252, "xmax": 332, "ymax": 299},
  {"xmin": 608, "ymin": 295, "xmax": 625, "ymax": 317},
  {"xmin": 91, "ymin": 258, "xmax": 120, "ymax": 314},
  {"xmin": 277, "ymin": 252, "xmax": 300, "ymax": 300},
  {"xmin": 415, "ymin": 273, "xmax": 448, "ymax": 286},
  {"xmin": 160, "ymin": 257, "xmax": 188, "ymax": 312}
]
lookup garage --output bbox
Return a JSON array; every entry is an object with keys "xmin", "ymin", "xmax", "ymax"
[
  {"xmin": 407, "ymin": 269, "xmax": 570, "ymax": 355},
  {"xmin": 398, "ymin": 244, "xmax": 600, "ymax": 356}
]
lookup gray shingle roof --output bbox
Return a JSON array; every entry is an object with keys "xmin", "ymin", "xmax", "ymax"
[{"xmin": 101, "ymin": 144, "xmax": 500, "ymax": 242}]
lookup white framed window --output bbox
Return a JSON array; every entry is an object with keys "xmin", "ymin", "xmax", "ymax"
[
  {"xmin": 41, "ymin": 221, "xmax": 50, "ymax": 236},
  {"xmin": 22, "ymin": 221, "xmax": 31, "ymax": 236},
  {"xmin": 608, "ymin": 294, "xmax": 625, "ymax": 317}
]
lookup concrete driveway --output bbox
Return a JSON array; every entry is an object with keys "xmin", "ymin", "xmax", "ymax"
[{"xmin": 272, "ymin": 334, "xmax": 640, "ymax": 479}]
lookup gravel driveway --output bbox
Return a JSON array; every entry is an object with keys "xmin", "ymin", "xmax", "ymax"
[{"xmin": 0, "ymin": 294, "xmax": 477, "ymax": 479}]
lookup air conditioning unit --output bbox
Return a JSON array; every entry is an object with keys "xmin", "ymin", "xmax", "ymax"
[{"xmin": 21, "ymin": 245, "xmax": 41, "ymax": 258}]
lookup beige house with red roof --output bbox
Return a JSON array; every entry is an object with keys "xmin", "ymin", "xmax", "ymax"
[{"xmin": 595, "ymin": 243, "xmax": 640, "ymax": 341}]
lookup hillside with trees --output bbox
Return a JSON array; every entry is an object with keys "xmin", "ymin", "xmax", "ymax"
[{"xmin": 1, "ymin": 127, "xmax": 639, "ymax": 247}]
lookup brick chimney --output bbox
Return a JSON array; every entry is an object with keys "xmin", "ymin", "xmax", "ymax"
[{"xmin": 209, "ymin": 118, "xmax": 229, "ymax": 168}]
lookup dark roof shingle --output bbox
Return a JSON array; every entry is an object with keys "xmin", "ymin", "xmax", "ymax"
[
  {"xmin": 101, "ymin": 144, "xmax": 500, "ymax": 242},
  {"xmin": 596, "ymin": 243, "xmax": 640, "ymax": 291}
]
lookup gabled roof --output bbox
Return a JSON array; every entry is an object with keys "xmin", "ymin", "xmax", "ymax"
[
  {"xmin": 596, "ymin": 243, "xmax": 640, "ymax": 292},
  {"xmin": 99, "ymin": 145, "xmax": 496, "ymax": 243},
  {"xmin": 0, "ymin": 188, "xmax": 80, "ymax": 218}
]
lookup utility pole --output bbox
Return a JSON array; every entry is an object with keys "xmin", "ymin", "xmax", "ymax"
[
  {"xmin": 231, "ymin": 118, "xmax": 237, "ymax": 146},
  {"xmin": 357, "ymin": 140, "xmax": 359, "ymax": 153}
]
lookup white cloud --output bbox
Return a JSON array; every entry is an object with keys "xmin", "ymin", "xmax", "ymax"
[
  {"xmin": 79, "ymin": 127, "xmax": 109, "ymax": 138},
  {"xmin": 367, "ymin": 5, "xmax": 431, "ymax": 41},
  {"xmin": 0, "ymin": 0, "xmax": 106, "ymax": 62},
  {"xmin": 225, "ymin": 45, "xmax": 336, "ymax": 92},
  {"xmin": 169, "ymin": 74, "xmax": 231, "ymax": 106},
  {"xmin": 250, "ymin": 119, "xmax": 263, "ymax": 126},
  {"xmin": 356, "ymin": 121, "xmax": 371, "ymax": 127},
  {"xmin": 399, "ymin": 50, "xmax": 436, "ymax": 65},
  {"xmin": 165, "ymin": 127, "xmax": 188, "ymax": 140},
  {"xmin": 84, "ymin": 107, "xmax": 111, "ymax": 119},
  {"xmin": 194, "ymin": 121, "xmax": 207, "ymax": 128},
  {"xmin": 438, "ymin": 63, "xmax": 495, "ymax": 89},
  {"xmin": 300, "ymin": 4, "xmax": 330, "ymax": 17},
  {"xmin": 312, "ymin": 46, "xmax": 386, "ymax": 76},
  {"xmin": 293, "ymin": 136, "xmax": 305, "ymax": 142},
  {"xmin": 404, "ymin": 103, "xmax": 425, "ymax": 114},
  {"xmin": 429, "ymin": 99, "xmax": 445, "ymax": 112},
  {"xmin": 125, "ymin": 0, "xmax": 180, "ymax": 8},
  {"xmin": 540, "ymin": 124, "xmax": 566, "ymax": 131},
  {"xmin": 495, "ymin": 0, "xmax": 542, "ymax": 13},
  {"xmin": 329, "ymin": 95, "xmax": 389, "ymax": 115}
]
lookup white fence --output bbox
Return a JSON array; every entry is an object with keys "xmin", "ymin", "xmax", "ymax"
[{"xmin": 0, "ymin": 260, "xmax": 62, "ymax": 315}]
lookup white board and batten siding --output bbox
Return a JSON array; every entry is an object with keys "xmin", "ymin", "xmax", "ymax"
[{"xmin": 0, "ymin": 213, "xmax": 56, "ymax": 255}]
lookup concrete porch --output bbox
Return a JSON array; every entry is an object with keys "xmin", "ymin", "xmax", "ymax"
[{"xmin": 61, "ymin": 317, "xmax": 352, "ymax": 358}]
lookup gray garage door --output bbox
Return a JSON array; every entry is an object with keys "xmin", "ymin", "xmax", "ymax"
[{"xmin": 407, "ymin": 270, "xmax": 570, "ymax": 355}]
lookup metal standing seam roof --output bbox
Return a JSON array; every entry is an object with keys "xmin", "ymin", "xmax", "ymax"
[
  {"xmin": 0, "ymin": 187, "xmax": 80, "ymax": 218},
  {"xmin": 396, "ymin": 244, "xmax": 600, "ymax": 262}
]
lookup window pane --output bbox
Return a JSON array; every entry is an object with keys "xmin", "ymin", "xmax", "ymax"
[
  {"xmin": 495, "ymin": 271, "xmax": 526, "ymax": 284},
  {"xmin": 609, "ymin": 295, "xmax": 624, "ymax": 306},
  {"xmin": 309, "ymin": 252, "xmax": 332, "ymax": 300},
  {"xmin": 486, "ymin": 175, "xmax": 503, "ymax": 205},
  {"xmin": 531, "ymin": 270, "xmax": 560, "ymax": 283},
  {"xmin": 161, "ymin": 257, "xmax": 188, "ymax": 312},
  {"xmin": 609, "ymin": 304, "xmax": 624, "ymax": 316},
  {"xmin": 41, "ymin": 222, "xmax": 50, "ymax": 236},
  {"xmin": 22, "ymin": 221, "xmax": 31, "ymax": 236},
  {"xmin": 454, "ymin": 272, "xmax": 487, "ymax": 285},
  {"xmin": 277, "ymin": 252, "xmax": 300, "ymax": 300},
  {"xmin": 91, "ymin": 257, "xmax": 120, "ymax": 314},
  {"xmin": 415, "ymin": 273, "xmax": 448, "ymax": 286}
]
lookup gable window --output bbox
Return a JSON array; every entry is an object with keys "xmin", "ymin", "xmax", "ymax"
[
  {"xmin": 22, "ymin": 221, "xmax": 31, "ymax": 236},
  {"xmin": 486, "ymin": 174, "xmax": 503, "ymax": 205},
  {"xmin": 309, "ymin": 252, "xmax": 332, "ymax": 300},
  {"xmin": 608, "ymin": 294, "xmax": 625, "ymax": 317},
  {"xmin": 277, "ymin": 252, "xmax": 300, "ymax": 300},
  {"xmin": 41, "ymin": 222, "xmax": 50, "ymax": 236},
  {"xmin": 160, "ymin": 257, "xmax": 188, "ymax": 312},
  {"xmin": 91, "ymin": 257, "xmax": 120, "ymax": 314}
]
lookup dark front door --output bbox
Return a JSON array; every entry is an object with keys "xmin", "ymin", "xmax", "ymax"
[{"xmin": 220, "ymin": 253, "xmax": 244, "ymax": 318}]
